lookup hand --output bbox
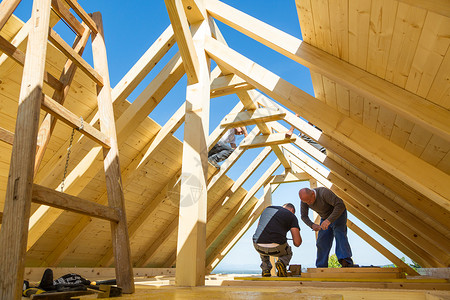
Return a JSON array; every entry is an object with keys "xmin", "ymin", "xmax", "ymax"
[
  {"xmin": 320, "ymin": 219, "xmax": 331, "ymax": 230},
  {"xmin": 311, "ymin": 224, "xmax": 321, "ymax": 231}
]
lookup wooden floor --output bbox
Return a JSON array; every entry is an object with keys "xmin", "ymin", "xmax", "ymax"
[{"xmin": 33, "ymin": 274, "xmax": 449, "ymax": 299}]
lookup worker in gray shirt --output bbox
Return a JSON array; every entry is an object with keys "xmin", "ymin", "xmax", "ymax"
[{"xmin": 299, "ymin": 187, "xmax": 356, "ymax": 268}]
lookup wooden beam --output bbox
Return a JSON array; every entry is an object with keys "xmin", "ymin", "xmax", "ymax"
[
  {"xmin": 34, "ymin": 23, "xmax": 91, "ymax": 174},
  {"xmin": 41, "ymin": 94, "xmax": 111, "ymax": 149},
  {"xmin": 91, "ymin": 12, "xmax": 134, "ymax": 294},
  {"xmin": 272, "ymin": 172, "xmax": 312, "ymax": 184},
  {"xmin": 210, "ymin": 74, "xmax": 252, "ymax": 98},
  {"xmin": 164, "ymin": 0, "xmax": 200, "ymax": 84},
  {"xmin": 182, "ymin": 0, "xmax": 207, "ymax": 24},
  {"xmin": 205, "ymin": 36, "xmax": 450, "ymax": 212},
  {"xmin": 0, "ymin": 212, "xmax": 2, "ymax": 224},
  {"xmin": 175, "ymin": 19, "xmax": 210, "ymax": 287},
  {"xmin": 0, "ymin": 127, "xmax": 14, "ymax": 145},
  {"xmin": 111, "ymin": 25, "xmax": 176, "ymax": 104},
  {"xmin": 257, "ymin": 93, "xmax": 450, "ymax": 236},
  {"xmin": 220, "ymin": 108, "xmax": 285, "ymax": 128},
  {"xmin": 31, "ymin": 184, "xmax": 119, "ymax": 222},
  {"xmin": 48, "ymin": 28, "xmax": 104, "ymax": 86},
  {"xmin": 0, "ymin": 35, "xmax": 64, "ymax": 91},
  {"xmin": 396, "ymin": 0, "xmax": 450, "ymax": 18},
  {"xmin": 0, "ymin": 0, "xmax": 21, "ymax": 31},
  {"xmin": 239, "ymin": 133, "xmax": 296, "ymax": 149},
  {"xmin": 206, "ymin": 0, "xmax": 450, "ymax": 142},
  {"xmin": 346, "ymin": 219, "xmax": 420, "ymax": 276},
  {"xmin": 0, "ymin": 0, "xmax": 51, "ymax": 298},
  {"xmin": 51, "ymin": 0, "xmax": 85, "ymax": 36},
  {"xmin": 64, "ymin": 0, "xmax": 98, "ymax": 34}
]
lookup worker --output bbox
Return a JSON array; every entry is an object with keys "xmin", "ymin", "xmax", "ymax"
[
  {"xmin": 299, "ymin": 187, "xmax": 356, "ymax": 268},
  {"xmin": 208, "ymin": 126, "xmax": 247, "ymax": 168},
  {"xmin": 252, "ymin": 203, "xmax": 302, "ymax": 277}
]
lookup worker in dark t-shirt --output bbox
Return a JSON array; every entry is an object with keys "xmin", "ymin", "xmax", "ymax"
[
  {"xmin": 299, "ymin": 187, "xmax": 356, "ymax": 268},
  {"xmin": 253, "ymin": 203, "xmax": 302, "ymax": 277}
]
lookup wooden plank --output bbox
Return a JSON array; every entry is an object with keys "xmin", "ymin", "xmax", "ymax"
[
  {"xmin": 34, "ymin": 23, "xmax": 91, "ymax": 174},
  {"xmin": 0, "ymin": 1, "xmax": 52, "ymax": 299},
  {"xmin": 164, "ymin": 0, "xmax": 200, "ymax": 84},
  {"xmin": 23, "ymin": 267, "xmax": 175, "ymax": 281},
  {"xmin": 41, "ymin": 94, "xmax": 111, "ymax": 149},
  {"xmin": 0, "ymin": 35, "xmax": 64, "ymax": 91},
  {"xmin": 0, "ymin": 0, "xmax": 21, "ymax": 31},
  {"xmin": 90, "ymin": 12, "xmax": 134, "ymax": 294},
  {"xmin": 295, "ymin": 0, "xmax": 316, "ymax": 45},
  {"xmin": 307, "ymin": 267, "xmax": 405, "ymax": 273},
  {"xmin": 50, "ymin": 0, "xmax": 85, "ymax": 36},
  {"xmin": 175, "ymin": 19, "xmax": 210, "ymax": 287},
  {"xmin": 204, "ymin": 36, "xmax": 450, "ymax": 213},
  {"xmin": 220, "ymin": 108, "xmax": 285, "ymax": 128},
  {"xmin": 239, "ymin": 133, "xmax": 296, "ymax": 149},
  {"xmin": 346, "ymin": 220, "xmax": 420, "ymax": 276},
  {"xmin": 0, "ymin": 127, "xmax": 14, "ymax": 145},
  {"xmin": 396, "ymin": 0, "xmax": 450, "ymax": 18},
  {"xmin": 205, "ymin": 0, "xmax": 450, "ymax": 142},
  {"xmin": 31, "ymin": 184, "xmax": 119, "ymax": 222},
  {"xmin": 111, "ymin": 25, "xmax": 176, "ymax": 104},
  {"xmin": 272, "ymin": 172, "xmax": 312, "ymax": 184},
  {"xmin": 310, "ymin": 0, "xmax": 332, "ymax": 53},
  {"xmin": 328, "ymin": 0, "xmax": 349, "ymax": 61},
  {"xmin": 210, "ymin": 74, "xmax": 252, "ymax": 98},
  {"xmin": 135, "ymin": 218, "xmax": 178, "ymax": 267},
  {"xmin": 48, "ymin": 28, "xmax": 104, "ymax": 87},
  {"xmin": 182, "ymin": 0, "xmax": 207, "ymax": 24},
  {"xmin": 301, "ymin": 272, "xmax": 404, "ymax": 279},
  {"xmin": 64, "ymin": 0, "xmax": 98, "ymax": 34}
]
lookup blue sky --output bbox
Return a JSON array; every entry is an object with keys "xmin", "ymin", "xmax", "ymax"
[{"xmin": 13, "ymin": 0, "xmax": 414, "ymax": 271}]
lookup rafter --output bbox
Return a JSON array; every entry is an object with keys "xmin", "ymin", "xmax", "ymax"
[
  {"xmin": 239, "ymin": 133, "xmax": 296, "ymax": 149},
  {"xmin": 271, "ymin": 171, "xmax": 312, "ymax": 184},
  {"xmin": 220, "ymin": 108, "xmax": 285, "ymax": 128},
  {"xmin": 0, "ymin": 0, "xmax": 21, "ymax": 31},
  {"xmin": 205, "ymin": 36, "xmax": 450, "ymax": 213},
  {"xmin": 210, "ymin": 74, "xmax": 252, "ymax": 98},
  {"xmin": 346, "ymin": 219, "xmax": 420, "ymax": 276},
  {"xmin": 164, "ymin": 0, "xmax": 200, "ymax": 84},
  {"xmin": 0, "ymin": 127, "xmax": 14, "ymax": 145},
  {"xmin": 206, "ymin": 0, "xmax": 450, "ymax": 141}
]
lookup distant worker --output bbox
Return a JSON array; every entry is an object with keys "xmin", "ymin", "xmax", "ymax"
[
  {"xmin": 299, "ymin": 187, "xmax": 357, "ymax": 268},
  {"xmin": 252, "ymin": 203, "xmax": 302, "ymax": 277},
  {"xmin": 208, "ymin": 127, "xmax": 247, "ymax": 168},
  {"xmin": 285, "ymin": 114, "xmax": 326, "ymax": 154}
]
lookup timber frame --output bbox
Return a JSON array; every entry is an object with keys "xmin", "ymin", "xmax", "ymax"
[{"xmin": 0, "ymin": 0, "xmax": 449, "ymax": 296}]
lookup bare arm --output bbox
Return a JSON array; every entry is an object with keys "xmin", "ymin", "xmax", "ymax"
[{"xmin": 290, "ymin": 227, "xmax": 302, "ymax": 247}]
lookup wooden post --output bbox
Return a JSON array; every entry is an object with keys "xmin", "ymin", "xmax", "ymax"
[
  {"xmin": 176, "ymin": 19, "xmax": 211, "ymax": 287},
  {"xmin": 90, "ymin": 12, "xmax": 134, "ymax": 294},
  {"xmin": 0, "ymin": 0, "xmax": 51, "ymax": 298}
]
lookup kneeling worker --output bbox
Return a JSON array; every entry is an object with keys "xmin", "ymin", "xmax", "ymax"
[
  {"xmin": 253, "ymin": 203, "xmax": 302, "ymax": 277},
  {"xmin": 299, "ymin": 187, "xmax": 356, "ymax": 268}
]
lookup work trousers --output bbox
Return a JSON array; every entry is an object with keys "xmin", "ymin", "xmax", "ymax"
[
  {"xmin": 316, "ymin": 210, "xmax": 352, "ymax": 267},
  {"xmin": 254, "ymin": 242, "xmax": 292, "ymax": 272},
  {"xmin": 208, "ymin": 141, "xmax": 233, "ymax": 163}
]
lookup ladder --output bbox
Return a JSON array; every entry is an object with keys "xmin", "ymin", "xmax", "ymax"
[{"xmin": 0, "ymin": 0, "xmax": 134, "ymax": 298}]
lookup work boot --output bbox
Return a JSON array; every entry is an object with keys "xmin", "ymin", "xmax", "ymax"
[
  {"xmin": 262, "ymin": 269, "xmax": 271, "ymax": 277},
  {"xmin": 208, "ymin": 157, "xmax": 220, "ymax": 169},
  {"xmin": 275, "ymin": 260, "xmax": 287, "ymax": 277},
  {"xmin": 339, "ymin": 258, "xmax": 359, "ymax": 268}
]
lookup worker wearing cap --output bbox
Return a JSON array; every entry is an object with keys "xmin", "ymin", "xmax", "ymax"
[{"xmin": 299, "ymin": 187, "xmax": 356, "ymax": 268}]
